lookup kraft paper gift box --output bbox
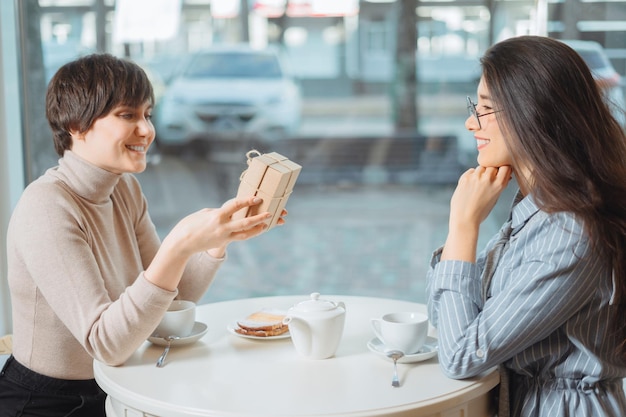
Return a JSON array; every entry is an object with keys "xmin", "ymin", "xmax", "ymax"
[{"xmin": 233, "ymin": 150, "xmax": 302, "ymax": 230}]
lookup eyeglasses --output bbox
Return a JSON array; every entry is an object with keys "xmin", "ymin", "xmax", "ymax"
[{"xmin": 466, "ymin": 96, "xmax": 500, "ymax": 129}]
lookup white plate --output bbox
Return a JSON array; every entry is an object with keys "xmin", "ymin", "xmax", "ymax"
[
  {"xmin": 367, "ymin": 336, "xmax": 438, "ymax": 363},
  {"xmin": 149, "ymin": 322, "xmax": 208, "ymax": 346},
  {"xmin": 227, "ymin": 322, "xmax": 291, "ymax": 340}
]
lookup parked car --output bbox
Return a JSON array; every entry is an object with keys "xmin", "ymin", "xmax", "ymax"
[
  {"xmin": 153, "ymin": 45, "xmax": 302, "ymax": 151},
  {"xmin": 561, "ymin": 39, "xmax": 626, "ymax": 127}
]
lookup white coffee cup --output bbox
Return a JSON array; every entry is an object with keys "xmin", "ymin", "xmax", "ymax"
[
  {"xmin": 371, "ymin": 312, "xmax": 429, "ymax": 354},
  {"xmin": 155, "ymin": 300, "xmax": 196, "ymax": 338}
]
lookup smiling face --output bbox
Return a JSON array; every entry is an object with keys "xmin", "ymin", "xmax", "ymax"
[
  {"xmin": 70, "ymin": 101, "xmax": 155, "ymax": 174},
  {"xmin": 466, "ymin": 78, "xmax": 513, "ymax": 169}
]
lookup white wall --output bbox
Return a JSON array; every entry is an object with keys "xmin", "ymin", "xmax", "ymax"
[{"xmin": 0, "ymin": 0, "xmax": 25, "ymax": 336}]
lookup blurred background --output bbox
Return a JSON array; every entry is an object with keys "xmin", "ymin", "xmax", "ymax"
[{"xmin": 1, "ymin": 1, "xmax": 625, "ymax": 332}]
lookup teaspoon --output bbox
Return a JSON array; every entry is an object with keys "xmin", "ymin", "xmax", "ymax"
[
  {"xmin": 156, "ymin": 335, "xmax": 180, "ymax": 368},
  {"xmin": 386, "ymin": 349, "xmax": 404, "ymax": 387}
]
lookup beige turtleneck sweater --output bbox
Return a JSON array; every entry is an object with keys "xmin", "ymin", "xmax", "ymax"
[{"xmin": 7, "ymin": 151, "xmax": 224, "ymax": 379}]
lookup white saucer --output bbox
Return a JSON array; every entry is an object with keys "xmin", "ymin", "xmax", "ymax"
[
  {"xmin": 227, "ymin": 322, "xmax": 291, "ymax": 340},
  {"xmin": 149, "ymin": 322, "xmax": 208, "ymax": 346},
  {"xmin": 367, "ymin": 336, "xmax": 438, "ymax": 363}
]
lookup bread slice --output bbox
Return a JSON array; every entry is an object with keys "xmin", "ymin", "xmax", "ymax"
[{"xmin": 235, "ymin": 309, "xmax": 288, "ymax": 337}]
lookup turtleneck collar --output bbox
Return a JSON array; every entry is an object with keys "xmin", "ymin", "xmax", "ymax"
[{"xmin": 49, "ymin": 150, "xmax": 122, "ymax": 204}]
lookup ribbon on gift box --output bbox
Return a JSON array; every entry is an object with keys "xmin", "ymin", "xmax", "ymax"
[
  {"xmin": 239, "ymin": 150, "xmax": 263, "ymax": 181},
  {"xmin": 233, "ymin": 149, "xmax": 302, "ymax": 230}
]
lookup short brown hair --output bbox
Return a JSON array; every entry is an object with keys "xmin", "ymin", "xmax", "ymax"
[{"xmin": 45, "ymin": 53, "xmax": 155, "ymax": 156}]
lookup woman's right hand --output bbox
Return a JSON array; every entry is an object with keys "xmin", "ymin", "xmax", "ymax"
[
  {"xmin": 441, "ymin": 165, "xmax": 511, "ymax": 262},
  {"xmin": 166, "ymin": 196, "xmax": 272, "ymax": 256},
  {"xmin": 449, "ymin": 165, "xmax": 512, "ymax": 229},
  {"xmin": 145, "ymin": 196, "xmax": 271, "ymax": 291}
]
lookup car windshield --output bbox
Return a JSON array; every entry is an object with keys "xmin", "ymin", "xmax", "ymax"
[{"xmin": 184, "ymin": 52, "xmax": 283, "ymax": 79}]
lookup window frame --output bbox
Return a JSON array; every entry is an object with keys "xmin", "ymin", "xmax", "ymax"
[{"xmin": 0, "ymin": 0, "xmax": 25, "ymax": 335}]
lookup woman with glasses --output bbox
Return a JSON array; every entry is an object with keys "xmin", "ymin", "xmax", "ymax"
[{"xmin": 427, "ymin": 35, "xmax": 626, "ymax": 417}]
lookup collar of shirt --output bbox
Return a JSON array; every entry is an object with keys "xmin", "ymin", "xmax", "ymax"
[{"xmin": 509, "ymin": 190, "xmax": 540, "ymax": 237}]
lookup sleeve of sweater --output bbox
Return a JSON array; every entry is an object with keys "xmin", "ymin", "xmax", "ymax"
[
  {"xmin": 8, "ymin": 177, "xmax": 177, "ymax": 365},
  {"xmin": 176, "ymin": 251, "xmax": 225, "ymax": 302},
  {"xmin": 9, "ymin": 175, "xmax": 221, "ymax": 367}
]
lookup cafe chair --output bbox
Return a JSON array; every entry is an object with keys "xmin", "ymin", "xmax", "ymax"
[{"xmin": 0, "ymin": 334, "xmax": 12, "ymax": 368}]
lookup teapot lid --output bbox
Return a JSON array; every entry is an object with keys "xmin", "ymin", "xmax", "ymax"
[{"xmin": 294, "ymin": 292, "xmax": 338, "ymax": 312}]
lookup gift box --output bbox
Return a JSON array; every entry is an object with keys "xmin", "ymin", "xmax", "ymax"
[{"xmin": 233, "ymin": 150, "xmax": 302, "ymax": 230}]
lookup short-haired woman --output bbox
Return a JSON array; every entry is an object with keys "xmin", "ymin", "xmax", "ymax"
[{"xmin": 0, "ymin": 53, "xmax": 278, "ymax": 416}]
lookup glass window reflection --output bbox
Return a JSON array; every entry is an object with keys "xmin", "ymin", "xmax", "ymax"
[{"xmin": 11, "ymin": 0, "xmax": 624, "ymax": 306}]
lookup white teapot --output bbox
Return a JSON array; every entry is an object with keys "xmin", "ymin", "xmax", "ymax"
[{"xmin": 283, "ymin": 293, "xmax": 346, "ymax": 359}]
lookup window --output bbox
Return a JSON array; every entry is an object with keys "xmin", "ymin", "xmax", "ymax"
[{"xmin": 2, "ymin": 0, "xmax": 625, "ymax": 330}]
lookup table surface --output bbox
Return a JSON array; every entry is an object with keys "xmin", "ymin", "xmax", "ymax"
[{"xmin": 94, "ymin": 295, "xmax": 499, "ymax": 417}]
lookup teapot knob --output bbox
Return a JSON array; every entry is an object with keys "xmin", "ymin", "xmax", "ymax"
[{"xmin": 310, "ymin": 292, "xmax": 320, "ymax": 301}]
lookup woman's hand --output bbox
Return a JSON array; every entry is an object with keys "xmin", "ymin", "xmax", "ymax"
[
  {"xmin": 206, "ymin": 206, "xmax": 289, "ymax": 258},
  {"xmin": 145, "ymin": 196, "xmax": 276, "ymax": 291},
  {"xmin": 450, "ymin": 165, "xmax": 512, "ymax": 229},
  {"xmin": 166, "ymin": 196, "xmax": 280, "ymax": 256},
  {"xmin": 442, "ymin": 165, "xmax": 512, "ymax": 262}
]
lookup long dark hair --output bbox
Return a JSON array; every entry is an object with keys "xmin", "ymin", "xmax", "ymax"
[{"xmin": 481, "ymin": 35, "xmax": 626, "ymax": 361}]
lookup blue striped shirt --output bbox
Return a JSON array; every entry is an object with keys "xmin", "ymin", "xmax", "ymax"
[{"xmin": 427, "ymin": 192, "xmax": 626, "ymax": 417}]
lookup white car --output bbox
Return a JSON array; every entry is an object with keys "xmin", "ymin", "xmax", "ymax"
[
  {"xmin": 561, "ymin": 39, "xmax": 626, "ymax": 128},
  {"xmin": 153, "ymin": 45, "xmax": 302, "ymax": 151}
]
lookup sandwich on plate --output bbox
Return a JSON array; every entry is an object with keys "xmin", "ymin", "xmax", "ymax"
[{"xmin": 235, "ymin": 309, "xmax": 289, "ymax": 337}]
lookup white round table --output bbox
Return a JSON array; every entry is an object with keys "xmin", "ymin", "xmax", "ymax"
[{"xmin": 94, "ymin": 295, "xmax": 498, "ymax": 417}]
